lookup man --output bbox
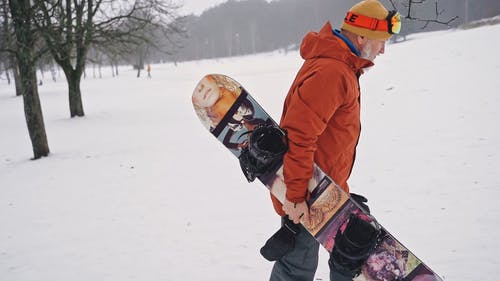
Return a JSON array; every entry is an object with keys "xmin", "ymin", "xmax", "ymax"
[{"xmin": 264, "ymin": 1, "xmax": 401, "ymax": 280}]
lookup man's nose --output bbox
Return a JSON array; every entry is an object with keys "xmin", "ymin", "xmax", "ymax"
[{"xmin": 380, "ymin": 43, "xmax": 386, "ymax": 54}]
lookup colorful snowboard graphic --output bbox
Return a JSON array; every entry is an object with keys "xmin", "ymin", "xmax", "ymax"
[{"xmin": 192, "ymin": 74, "xmax": 443, "ymax": 281}]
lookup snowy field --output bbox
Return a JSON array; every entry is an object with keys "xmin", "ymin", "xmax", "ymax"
[{"xmin": 1, "ymin": 24, "xmax": 499, "ymax": 281}]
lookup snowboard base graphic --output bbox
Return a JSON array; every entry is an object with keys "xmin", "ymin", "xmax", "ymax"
[{"xmin": 192, "ymin": 74, "xmax": 442, "ymax": 281}]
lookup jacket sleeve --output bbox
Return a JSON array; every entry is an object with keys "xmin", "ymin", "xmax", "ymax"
[{"xmin": 280, "ymin": 70, "xmax": 347, "ymax": 203}]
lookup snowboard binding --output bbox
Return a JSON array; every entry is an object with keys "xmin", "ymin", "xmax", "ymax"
[
  {"xmin": 238, "ymin": 121, "xmax": 288, "ymax": 182},
  {"xmin": 329, "ymin": 214, "xmax": 382, "ymax": 278}
]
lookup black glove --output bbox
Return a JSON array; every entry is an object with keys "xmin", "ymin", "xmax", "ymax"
[
  {"xmin": 329, "ymin": 214, "xmax": 380, "ymax": 278},
  {"xmin": 350, "ymin": 193, "xmax": 370, "ymax": 213},
  {"xmin": 260, "ymin": 216, "xmax": 300, "ymax": 261}
]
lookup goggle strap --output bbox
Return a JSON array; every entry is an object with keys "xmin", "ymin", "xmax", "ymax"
[{"xmin": 344, "ymin": 11, "xmax": 390, "ymax": 33}]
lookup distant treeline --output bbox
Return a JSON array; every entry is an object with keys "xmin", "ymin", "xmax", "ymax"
[{"xmin": 170, "ymin": 0, "xmax": 500, "ymax": 62}]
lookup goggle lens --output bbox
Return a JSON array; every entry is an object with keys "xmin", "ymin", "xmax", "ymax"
[{"xmin": 389, "ymin": 12, "xmax": 401, "ymax": 34}]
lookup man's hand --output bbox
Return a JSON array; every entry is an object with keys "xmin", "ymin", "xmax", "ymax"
[{"xmin": 282, "ymin": 199, "xmax": 310, "ymax": 225}]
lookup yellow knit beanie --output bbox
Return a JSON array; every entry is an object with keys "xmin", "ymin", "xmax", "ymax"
[{"xmin": 341, "ymin": 0, "xmax": 393, "ymax": 40}]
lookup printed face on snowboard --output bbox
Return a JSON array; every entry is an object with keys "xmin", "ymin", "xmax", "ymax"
[
  {"xmin": 233, "ymin": 104, "xmax": 253, "ymax": 121},
  {"xmin": 193, "ymin": 76, "xmax": 220, "ymax": 108}
]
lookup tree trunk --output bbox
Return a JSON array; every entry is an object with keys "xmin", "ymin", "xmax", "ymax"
[
  {"xmin": 66, "ymin": 71, "xmax": 85, "ymax": 117},
  {"xmin": 9, "ymin": 53, "xmax": 22, "ymax": 96},
  {"xmin": 13, "ymin": 64, "xmax": 22, "ymax": 96},
  {"xmin": 4, "ymin": 63, "xmax": 11, "ymax": 85},
  {"xmin": 20, "ymin": 61, "xmax": 50, "ymax": 159},
  {"xmin": 9, "ymin": 0, "xmax": 50, "ymax": 159}
]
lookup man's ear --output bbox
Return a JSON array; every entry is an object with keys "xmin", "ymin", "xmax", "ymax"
[{"xmin": 356, "ymin": 35, "xmax": 367, "ymax": 49}]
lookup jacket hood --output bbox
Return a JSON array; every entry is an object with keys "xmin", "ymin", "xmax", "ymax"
[{"xmin": 300, "ymin": 22, "xmax": 373, "ymax": 72}]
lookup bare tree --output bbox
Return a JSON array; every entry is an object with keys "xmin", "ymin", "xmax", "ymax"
[
  {"xmin": 0, "ymin": 0, "xmax": 22, "ymax": 95},
  {"xmin": 7, "ymin": 0, "xmax": 50, "ymax": 159},
  {"xmin": 388, "ymin": 0, "xmax": 458, "ymax": 29},
  {"xmin": 33, "ymin": 0, "xmax": 185, "ymax": 117}
]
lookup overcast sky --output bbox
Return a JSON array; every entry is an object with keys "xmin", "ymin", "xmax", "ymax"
[
  {"xmin": 179, "ymin": 0, "xmax": 274, "ymax": 16},
  {"xmin": 179, "ymin": 0, "xmax": 229, "ymax": 16}
]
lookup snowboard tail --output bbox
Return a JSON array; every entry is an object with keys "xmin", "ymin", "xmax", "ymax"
[{"xmin": 192, "ymin": 74, "xmax": 442, "ymax": 281}]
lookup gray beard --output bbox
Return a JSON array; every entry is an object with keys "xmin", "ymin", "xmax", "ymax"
[{"xmin": 360, "ymin": 45, "xmax": 374, "ymax": 73}]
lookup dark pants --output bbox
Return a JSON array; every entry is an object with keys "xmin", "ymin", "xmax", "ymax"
[{"xmin": 269, "ymin": 222, "xmax": 352, "ymax": 281}]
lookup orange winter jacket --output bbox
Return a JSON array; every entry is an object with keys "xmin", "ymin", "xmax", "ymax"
[{"xmin": 271, "ymin": 22, "xmax": 373, "ymax": 216}]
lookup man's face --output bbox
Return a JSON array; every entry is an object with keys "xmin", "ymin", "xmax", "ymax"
[{"xmin": 360, "ymin": 38, "xmax": 386, "ymax": 62}]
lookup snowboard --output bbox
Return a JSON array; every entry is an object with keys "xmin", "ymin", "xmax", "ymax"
[{"xmin": 192, "ymin": 74, "xmax": 443, "ymax": 281}]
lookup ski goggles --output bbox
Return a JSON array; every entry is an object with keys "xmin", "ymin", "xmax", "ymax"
[{"xmin": 344, "ymin": 10, "xmax": 401, "ymax": 35}]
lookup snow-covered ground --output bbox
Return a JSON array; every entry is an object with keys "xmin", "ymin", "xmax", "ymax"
[{"xmin": 1, "ymin": 24, "xmax": 499, "ymax": 281}]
